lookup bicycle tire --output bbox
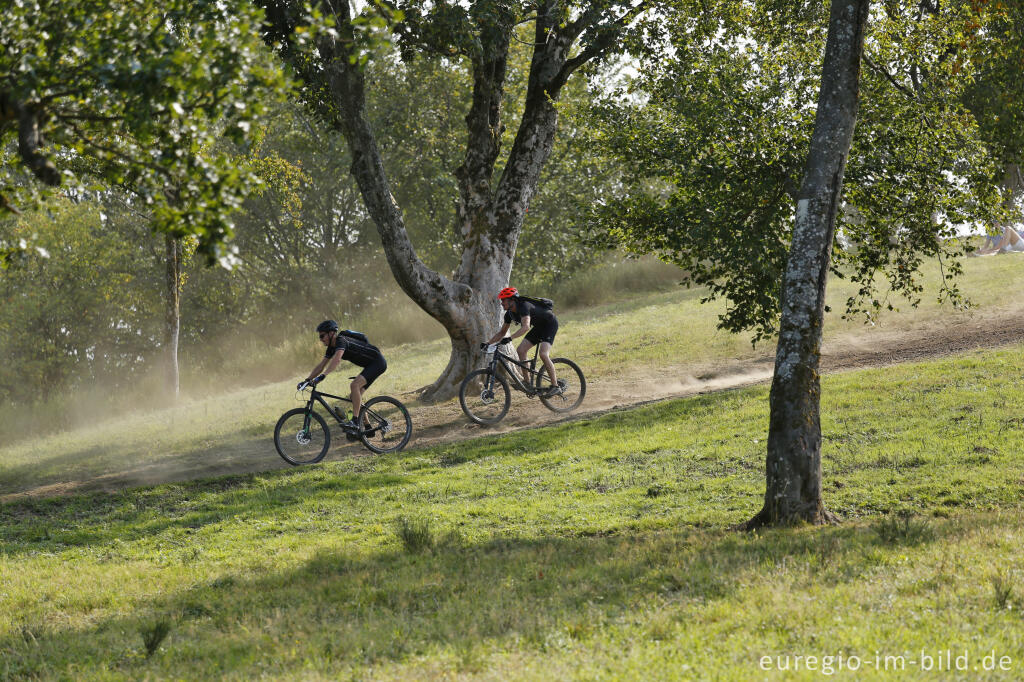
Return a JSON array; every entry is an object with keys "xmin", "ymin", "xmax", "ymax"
[
  {"xmin": 536, "ymin": 358, "xmax": 586, "ymax": 413},
  {"xmin": 459, "ymin": 368, "xmax": 511, "ymax": 425},
  {"xmin": 274, "ymin": 408, "xmax": 331, "ymax": 465},
  {"xmin": 359, "ymin": 395, "xmax": 413, "ymax": 454}
]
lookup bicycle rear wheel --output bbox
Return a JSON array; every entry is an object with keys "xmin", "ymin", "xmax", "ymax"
[
  {"xmin": 274, "ymin": 408, "xmax": 331, "ymax": 465},
  {"xmin": 536, "ymin": 358, "xmax": 586, "ymax": 413},
  {"xmin": 459, "ymin": 369, "xmax": 511, "ymax": 425},
  {"xmin": 359, "ymin": 396, "xmax": 412, "ymax": 453}
]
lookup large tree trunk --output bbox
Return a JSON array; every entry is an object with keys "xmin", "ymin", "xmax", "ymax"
[
  {"xmin": 260, "ymin": 0, "xmax": 635, "ymax": 402},
  {"xmin": 743, "ymin": 0, "xmax": 870, "ymax": 529},
  {"xmin": 163, "ymin": 235, "xmax": 182, "ymax": 402}
]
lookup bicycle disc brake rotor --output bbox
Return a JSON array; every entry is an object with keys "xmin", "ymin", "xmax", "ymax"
[
  {"xmin": 295, "ymin": 430, "xmax": 312, "ymax": 446},
  {"xmin": 479, "ymin": 389, "xmax": 495, "ymax": 403}
]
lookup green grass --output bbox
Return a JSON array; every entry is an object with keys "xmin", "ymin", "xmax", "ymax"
[
  {"xmin": 3, "ymin": 347, "xmax": 1024, "ymax": 679},
  {"xmin": 4, "ymin": 252, "xmax": 1024, "ymax": 678}
]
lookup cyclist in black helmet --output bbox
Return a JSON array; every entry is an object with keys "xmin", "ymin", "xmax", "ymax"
[{"xmin": 300, "ymin": 320, "xmax": 388, "ymax": 430}]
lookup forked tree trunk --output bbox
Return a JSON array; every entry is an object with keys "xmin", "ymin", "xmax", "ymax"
[
  {"xmin": 260, "ymin": 0, "xmax": 636, "ymax": 402},
  {"xmin": 163, "ymin": 234, "xmax": 182, "ymax": 402},
  {"xmin": 742, "ymin": 0, "xmax": 870, "ymax": 529}
]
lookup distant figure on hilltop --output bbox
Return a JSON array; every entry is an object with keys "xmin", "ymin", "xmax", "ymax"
[
  {"xmin": 299, "ymin": 320, "xmax": 387, "ymax": 430},
  {"xmin": 485, "ymin": 287, "xmax": 563, "ymax": 397}
]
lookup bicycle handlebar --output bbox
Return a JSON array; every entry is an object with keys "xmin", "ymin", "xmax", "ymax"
[
  {"xmin": 480, "ymin": 338, "xmax": 512, "ymax": 352},
  {"xmin": 297, "ymin": 374, "xmax": 326, "ymax": 391}
]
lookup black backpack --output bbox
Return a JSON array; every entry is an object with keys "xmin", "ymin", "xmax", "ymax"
[
  {"xmin": 518, "ymin": 295, "xmax": 554, "ymax": 311},
  {"xmin": 340, "ymin": 329, "xmax": 370, "ymax": 343}
]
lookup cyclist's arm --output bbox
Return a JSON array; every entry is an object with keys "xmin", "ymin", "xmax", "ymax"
[
  {"xmin": 321, "ymin": 351, "xmax": 344, "ymax": 377},
  {"xmin": 305, "ymin": 358, "xmax": 328, "ymax": 382},
  {"xmin": 507, "ymin": 315, "xmax": 530, "ymax": 340},
  {"xmin": 487, "ymin": 322, "xmax": 512, "ymax": 345}
]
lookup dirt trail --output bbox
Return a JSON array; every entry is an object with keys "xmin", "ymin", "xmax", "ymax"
[{"xmin": 5, "ymin": 311, "xmax": 1024, "ymax": 502}]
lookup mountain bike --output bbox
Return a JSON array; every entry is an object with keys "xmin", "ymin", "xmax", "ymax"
[
  {"xmin": 459, "ymin": 339, "xmax": 585, "ymax": 425},
  {"xmin": 274, "ymin": 382, "xmax": 412, "ymax": 464}
]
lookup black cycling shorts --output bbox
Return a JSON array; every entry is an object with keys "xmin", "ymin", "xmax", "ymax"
[
  {"xmin": 525, "ymin": 317, "xmax": 558, "ymax": 345},
  {"xmin": 358, "ymin": 355, "xmax": 387, "ymax": 388}
]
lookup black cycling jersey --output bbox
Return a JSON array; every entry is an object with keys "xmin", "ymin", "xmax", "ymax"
[
  {"xmin": 503, "ymin": 299, "xmax": 555, "ymax": 327},
  {"xmin": 505, "ymin": 299, "xmax": 558, "ymax": 345},
  {"xmin": 324, "ymin": 335, "xmax": 382, "ymax": 367}
]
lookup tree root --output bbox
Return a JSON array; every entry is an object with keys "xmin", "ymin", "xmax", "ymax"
[{"xmin": 735, "ymin": 502, "xmax": 841, "ymax": 531}]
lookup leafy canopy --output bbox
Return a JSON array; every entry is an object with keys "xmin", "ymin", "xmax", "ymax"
[
  {"xmin": 588, "ymin": 0, "xmax": 1010, "ymax": 341},
  {"xmin": 0, "ymin": 0, "xmax": 287, "ymax": 262}
]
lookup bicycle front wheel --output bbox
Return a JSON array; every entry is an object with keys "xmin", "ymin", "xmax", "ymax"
[
  {"xmin": 274, "ymin": 408, "xmax": 331, "ymax": 465},
  {"xmin": 536, "ymin": 358, "xmax": 586, "ymax": 413},
  {"xmin": 459, "ymin": 369, "xmax": 511, "ymax": 425},
  {"xmin": 359, "ymin": 396, "xmax": 412, "ymax": 454}
]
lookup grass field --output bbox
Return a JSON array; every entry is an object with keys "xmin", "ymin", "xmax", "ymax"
[
  {"xmin": 3, "ymin": 253, "xmax": 1024, "ymax": 679},
  {"xmin": 2, "ymin": 347, "xmax": 1024, "ymax": 679}
]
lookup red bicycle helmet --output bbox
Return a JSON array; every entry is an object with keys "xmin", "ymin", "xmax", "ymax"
[{"xmin": 497, "ymin": 287, "xmax": 518, "ymax": 300}]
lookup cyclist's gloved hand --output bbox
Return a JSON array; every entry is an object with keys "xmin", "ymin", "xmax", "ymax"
[
  {"xmin": 500, "ymin": 337, "xmax": 512, "ymax": 345},
  {"xmin": 310, "ymin": 374, "xmax": 326, "ymax": 386},
  {"xmin": 297, "ymin": 380, "xmax": 308, "ymax": 391},
  {"xmin": 480, "ymin": 342, "xmax": 489, "ymax": 350}
]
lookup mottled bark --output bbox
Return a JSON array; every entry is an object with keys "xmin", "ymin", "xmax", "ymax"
[
  {"xmin": 164, "ymin": 235, "xmax": 182, "ymax": 402},
  {"xmin": 258, "ymin": 0, "xmax": 633, "ymax": 401},
  {"xmin": 743, "ymin": 0, "xmax": 870, "ymax": 529}
]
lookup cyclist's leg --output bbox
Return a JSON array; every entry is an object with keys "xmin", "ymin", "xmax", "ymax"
[
  {"xmin": 534, "ymin": 319, "xmax": 559, "ymax": 392},
  {"xmin": 356, "ymin": 355, "xmax": 387, "ymax": 427},
  {"xmin": 515, "ymin": 338, "xmax": 534, "ymax": 384},
  {"xmin": 349, "ymin": 375, "xmax": 368, "ymax": 424},
  {"xmin": 538, "ymin": 341, "xmax": 558, "ymax": 386}
]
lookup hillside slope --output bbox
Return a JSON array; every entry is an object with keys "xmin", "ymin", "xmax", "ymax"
[{"xmin": 4, "ymin": 254, "xmax": 1024, "ymax": 500}]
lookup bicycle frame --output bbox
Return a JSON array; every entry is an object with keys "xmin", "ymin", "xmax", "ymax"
[
  {"xmin": 301, "ymin": 387, "xmax": 380, "ymax": 436},
  {"xmin": 483, "ymin": 343, "xmax": 549, "ymax": 394}
]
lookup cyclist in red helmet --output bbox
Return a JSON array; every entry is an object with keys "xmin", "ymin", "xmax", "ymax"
[{"xmin": 485, "ymin": 287, "xmax": 560, "ymax": 396}]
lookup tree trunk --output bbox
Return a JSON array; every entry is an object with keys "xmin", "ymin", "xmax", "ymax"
[
  {"xmin": 742, "ymin": 0, "xmax": 870, "ymax": 530},
  {"xmin": 164, "ymin": 234, "xmax": 181, "ymax": 402},
  {"xmin": 259, "ymin": 0, "xmax": 631, "ymax": 402},
  {"xmin": 1002, "ymin": 162, "xmax": 1023, "ymax": 223}
]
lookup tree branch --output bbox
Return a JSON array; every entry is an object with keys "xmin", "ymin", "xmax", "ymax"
[
  {"xmin": 863, "ymin": 53, "xmax": 918, "ymax": 100},
  {"xmin": 551, "ymin": 0, "xmax": 650, "ymax": 95},
  {"xmin": 17, "ymin": 105, "xmax": 60, "ymax": 186}
]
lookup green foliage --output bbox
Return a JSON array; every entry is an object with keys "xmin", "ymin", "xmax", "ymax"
[
  {"xmin": 963, "ymin": 1, "xmax": 1024, "ymax": 164},
  {"xmin": 589, "ymin": 0, "xmax": 1012, "ymax": 342},
  {"xmin": 0, "ymin": 0, "xmax": 287, "ymax": 261},
  {"xmin": 0, "ymin": 202, "xmax": 164, "ymax": 403}
]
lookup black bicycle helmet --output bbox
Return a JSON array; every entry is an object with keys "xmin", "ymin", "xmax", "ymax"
[{"xmin": 316, "ymin": 320, "xmax": 339, "ymax": 334}]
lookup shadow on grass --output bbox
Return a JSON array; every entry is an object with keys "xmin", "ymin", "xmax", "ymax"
[
  {"xmin": 0, "ymin": 464, "xmax": 408, "ymax": 557},
  {"xmin": 0, "ymin": 517, "xmax": 960, "ymax": 678}
]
